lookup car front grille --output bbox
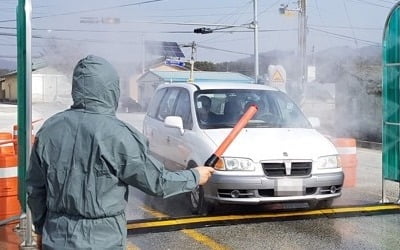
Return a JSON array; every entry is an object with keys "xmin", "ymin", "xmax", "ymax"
[
  {"xmin": 291, "ymin": 162, "xmax": 312, "ymax": 176},
  {"xmin": 262, "ymin": 162, "xmax": 312, "ymax": 177},
  {"xmin": 261, "ymin": 163, "xmax": 285, "ymax": 177}
]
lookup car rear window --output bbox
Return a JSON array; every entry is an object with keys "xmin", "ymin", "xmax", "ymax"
[{"xmin": 147, "ymin": 88, "xmax": 167, "ymax": 118}]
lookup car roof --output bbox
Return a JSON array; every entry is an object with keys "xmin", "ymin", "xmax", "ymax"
[
  {"xmin": 149, "ymin": 71, "xmax": 255, "ymax": 83},
  {"xmin": 157, "ymin": 82, "xmax": 279, "ymax": 92}
]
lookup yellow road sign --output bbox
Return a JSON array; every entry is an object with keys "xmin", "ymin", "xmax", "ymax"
[{"xmin": 272, "ymin": 70, "xmax": 284, "ymax": 83}]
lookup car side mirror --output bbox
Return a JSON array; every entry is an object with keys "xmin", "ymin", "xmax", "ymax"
[
  {"xmin": 308, "ymin": 117, "xmax": 320, "ymax": 128},
  {"xmin": 164, "ymin": 116, "xmax": 184, "ymax": 135}
]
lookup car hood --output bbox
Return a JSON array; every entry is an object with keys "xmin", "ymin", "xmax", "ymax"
[{"xmin": 202, "ymin": 128, "xmax": 337, "ymax": 161}]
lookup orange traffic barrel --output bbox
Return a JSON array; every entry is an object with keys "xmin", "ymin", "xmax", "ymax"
[
  {"xmin": 0, "ymin": 132, "xmax": 15, "ymax": 155},
  {"xmin": 0, "ymin": 221, "xmax": 22, "ymax": 249},
  {"xmin": 0, "ymin": 154, "xmax": 21, "ymax": 220},
  {"xmin": 334, "ymin": 138, "xmax": 358, "ymax": 188}
]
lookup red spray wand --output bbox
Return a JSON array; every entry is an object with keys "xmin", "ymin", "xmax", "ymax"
[{"xmin": 204, "ymin": 105, "xmax": 258, "ymax": 167}]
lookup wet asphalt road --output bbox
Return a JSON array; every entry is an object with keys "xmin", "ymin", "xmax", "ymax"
[{"xmin": 128, "ymin": 214, "xmax": 400, "ymax": 250}]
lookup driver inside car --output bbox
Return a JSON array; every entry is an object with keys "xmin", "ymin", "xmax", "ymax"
[{"xmin": 197, "ymin": 96, "xmax": 218, "ymax": 123}]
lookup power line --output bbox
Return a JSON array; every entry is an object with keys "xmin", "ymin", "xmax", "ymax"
[
  {"xmin": 136, "ymin": 12, "xmax": 252, "ymax": 19},
  {"xmin": 198, "ymin": 2, "xmax": 251, "ymax": 44},
  {"xmin": 373, "ymin": 0, "xmax": 397, "ymax": 5},
  {"xmin": 0, "ymin": 23, "xmax": 298, "ymax": 34},
  {"xmin": 309, "ymin": 27, "xmax": 381, "ymax": 46},
  {"xmin": 309, "ymin": 24, "xmax": 382, "ymax": 30},
  {"xmin": 0, "ymin": 0, "xmax": 165, "ymax": 23},
  {"xmin": 123, "ymin": 19, "xmax": 251, "ymax": 28},
  {"xmin": 0, "ymin": 42, "xmax": 42, "ymax": 47},
  {"xmin": 0, "ymin": 55, "xmax": 18, "ymax": 59},
  {"xmin": 342, "ymin": 0, "xmax": 358, "ymax": 47},
  {"xmin": 197, "ymin": 44, "xmax": 252, "ymax": 56},
  {"xmin": 0, "ymin": 54, "xmax": 42, "ymax": 59},
  {"xmin": 0, "ymin": 31, "xmax": 138, "ymax": 44},
  {"xmin": 348, "ymin": 0, "xmax": 391, "ymax": 9},
  {"xmin": 0, "ymin": 26, "xmax": 199, "ymax": 35},
  {"xmin": 314, "ymin": 0, "xmax": 324, "ymax": 25},
  {"xmin": 215, "ymin": 28, "xmax": 298, "ymax": 33},
  {"xmin": 258, "ymin": 0, "xmax": 281, "ymax": 16}
]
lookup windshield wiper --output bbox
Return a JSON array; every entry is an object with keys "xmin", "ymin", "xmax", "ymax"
[{"xmin": 203, "ymin": 123, "xmax": 235, "ymax": 129}]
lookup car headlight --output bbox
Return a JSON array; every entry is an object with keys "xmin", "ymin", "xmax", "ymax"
[
  {"xmin": 218, "ymin": 157, "xmax": 256, "ymax": 171},
  {"xmin": 314, "ymin": 155, "xmax": 340, "ymax": 169}
]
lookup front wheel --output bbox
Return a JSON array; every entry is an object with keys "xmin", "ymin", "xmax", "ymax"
[{"xmin": 187, "ymin": 163, "xmax": 214, "ymax": 215}]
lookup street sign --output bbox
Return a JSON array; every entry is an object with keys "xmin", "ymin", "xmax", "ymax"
[
  {"xmin": 268, "ymin": 65, "xmax": 286, "ymax": 84},
  {"xmin": 272, "ymin": 70, "xmax": 284, "ymax": 82},
  {"xmin": 268, "ymin": 65, "xmax": 287, "ymax": 91},
  {"xmin": 165, "ymin": 59, "xmax": 185, "ymax": 67}
]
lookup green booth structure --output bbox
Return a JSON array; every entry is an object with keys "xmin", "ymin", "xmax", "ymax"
[{"xmin": 383, "ymin": 2, "xmax": 400, "ymax": 203}]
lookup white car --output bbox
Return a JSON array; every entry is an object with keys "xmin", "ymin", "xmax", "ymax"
[{"xmin": 143, "ymin": 82, "xmax": 344, "ymax": 214}]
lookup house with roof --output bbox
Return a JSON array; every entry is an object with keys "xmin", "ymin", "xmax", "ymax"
[
  {"xmin": 0, "ymin": 64, "xmax": 70, "ymax": 104},
  {"xmin": 137, "ymin": 70, "xmax": 255, "ymax": 109}
]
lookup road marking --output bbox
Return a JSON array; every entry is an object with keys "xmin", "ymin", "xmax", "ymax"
[
  {"xmin": 138, "ymin": 205, "xmax": 229, "ymax": 250},
  {"xmin": 126, "ymin": 242, "xmax": 140, "ymax": 250},
  {"xmin": 140, "ymin": 205, "xmax": 169, "ymax": 218},
  {"xmin": 181, "ymin": 229, "xmax": 230, "ymax": 250},
  {"xmin": 127, "ymin": 204, "xmax": 400, "ymax": 232}
]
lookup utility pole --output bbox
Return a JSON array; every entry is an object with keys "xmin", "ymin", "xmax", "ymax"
[
  {"xmin": 253, "ymin": 0, "xmax": 259, "ymax": 83},
  {"xmin": 186, "ymin": 41, "xmax": 196, "ymax": 83},
  {"xmin": 298, "ymin": 0, "xmax": 307, "ymax": 97},
  {"xmin": 141, "ymin": 34, "xmax": 146, "ymax": 74}
]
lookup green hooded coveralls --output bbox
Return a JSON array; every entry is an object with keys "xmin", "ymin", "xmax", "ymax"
[{"xmin": 26, "ymin": 55, "xmax": 200, "ymax": 250}]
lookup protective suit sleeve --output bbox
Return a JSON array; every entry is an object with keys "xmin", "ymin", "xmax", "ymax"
[
  {"xmin": 117, "ymin": 134, "xmax": 200, "ymax": 198},
  {"xmin": 26, "ymin": 140, "xmax": 47, "ymax": 234}
]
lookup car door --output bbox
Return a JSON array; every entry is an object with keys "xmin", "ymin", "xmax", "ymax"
[
  {"xmin": 143, "ymin": 88, "xmax": 167, "ymax": 162},
  {"xmin": 165, "ymin": 89, "xmax": 194, "ymax": 170},
  {"xmin": 152, "ymin": 88, "xmax": 181, "ymax": 168}
]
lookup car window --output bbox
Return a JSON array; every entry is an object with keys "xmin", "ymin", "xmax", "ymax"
[
  {"xmin": 194, "ymin": 89, "xmax": 310, "ymax": 129},
  {"xmin": 147, "ymin": 88, "xmax": 167, "ymax": 118},
  {"xmin": 270, "ymin": 91, "xmax": 310, "ymax": 128},
  {"xmin": 174, "ymin": 89, "xmax": 193, "ymax": 129},
  {"xmin": 157, "ymin": 88, "xmax": 180, "ymax": 121}
]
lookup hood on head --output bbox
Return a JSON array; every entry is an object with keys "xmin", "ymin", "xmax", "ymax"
[{"xmin": 71, "ymin": 55, "xmax": 120, "ymax": 114}]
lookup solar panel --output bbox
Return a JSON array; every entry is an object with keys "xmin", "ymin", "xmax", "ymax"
[{"xmin": 145, "ymin": 41, "xmax": 185, "ymax": 58}]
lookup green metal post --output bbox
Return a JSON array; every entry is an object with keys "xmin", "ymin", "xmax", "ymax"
[
  {"xmin": 17, "ymin": 0, "xmax": 27, "ymax": 212},
  {"xmin": 17, "ymin": 0, "xmax": 35, "ymax": 248}
]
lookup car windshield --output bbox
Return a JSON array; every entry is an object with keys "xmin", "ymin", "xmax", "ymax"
[{"xmin": 194, "ymin": 89, "xmax": 311, "ymax": 129}]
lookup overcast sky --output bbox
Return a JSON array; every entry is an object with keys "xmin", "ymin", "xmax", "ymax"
[{"xmin": 0, "ymin": 0, "xmax": 395, "ymax": 65}]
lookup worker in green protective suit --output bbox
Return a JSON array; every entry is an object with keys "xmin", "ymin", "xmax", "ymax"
[{"xmin": 26, "ymin": 55, "xmax": 215, "ymax": 250}]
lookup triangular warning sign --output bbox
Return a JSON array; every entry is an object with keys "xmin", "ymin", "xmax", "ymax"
[{"xmin": 272, "ymin": 71, "xmax": 284, "ymax": 82}]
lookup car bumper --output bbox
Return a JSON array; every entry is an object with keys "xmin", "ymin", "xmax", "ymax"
[{"xmin": 203, "ymin": 172, "xmax": 344, "ymax": 204}]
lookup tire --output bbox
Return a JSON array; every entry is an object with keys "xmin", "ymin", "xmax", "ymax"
[{"xmin": 308, "ymin": 199, "xmax": 334, "ymax": 209}]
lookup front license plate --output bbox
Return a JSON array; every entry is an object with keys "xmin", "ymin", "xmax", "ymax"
[{"xmin": 275, "ymin": 179, "xmax": 304, "ymax": 196}]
